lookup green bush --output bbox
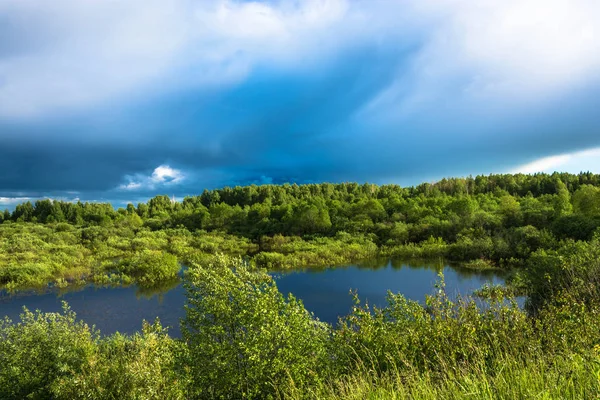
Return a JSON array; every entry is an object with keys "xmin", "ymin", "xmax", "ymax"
[
  {"xmin": 331, "ymin": 277, "xmax": 531, "ymax": 378},
  {"xmin": 52, "ymin": 320, "xmax": 186, "ymax": 400},
  {"xmin": 253, "ymin": 251, "xmax": 287, "ymax": 269},
  {"xmin": 130, "ymin": 250, "xmax": 180, "ymax": 285},
  {"xmin": 0, "ymin": 263, "xmax": 54, "ymax": 287},
  {"xmin": 524, "ymin": 237, "xmax": 600, "ymax": 315},
  {"xmin": 182, "ymin": 254, "xmax": 330, "ymax": 398},
  {"xmin": 0, "ymin": 304, "xmax": 96, "ymax": 400}
]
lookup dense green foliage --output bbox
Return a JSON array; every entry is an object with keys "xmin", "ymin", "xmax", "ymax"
[
  {"xmin": 0, "ymin": 223, "xmax": 256, "ymax": 290},
  {"xmin": 3, "ymin": 172, "xmax": 600, "ymax": 290},
  {"xmin": 2, "ymin": 173, "xmax": 600, "ymax": 398},
  {"xmin": 0, "ymin": 306, "xmax": 185, "ymax": 400},
  {"xmin": 183, "ymin": 255, "xmax": 330, "ymax": 398},
  {"xmin": 2, "ymin": 248, "xmax": 600, "ymax": 398}
]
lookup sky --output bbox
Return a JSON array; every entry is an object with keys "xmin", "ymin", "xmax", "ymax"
[{"xmin": 2, "ymin": 0, "xmax": 600, "ymax": 208}]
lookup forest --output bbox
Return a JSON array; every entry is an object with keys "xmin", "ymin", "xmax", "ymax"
[{"xmin": 1, "ymin": 172, "xmax": 600, "ymax": 398}]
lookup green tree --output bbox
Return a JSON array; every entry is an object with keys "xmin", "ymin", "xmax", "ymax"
[
  {"xmin": 148, "ymin": 195, "xmax": 173, "ymax": 218},
  {"xmin": 182, "ymin": 254, "xmax": 329, "ymax": 399},
  {"xmin": 13, "ymin": 201, "xmax": 34, "ymax": 222},
  {"xmin": 498, "ymin": 194, "xmax": 521, "ymax": 226},
  {"xmin": 52, "ymin": 321, "xmax": 186, "ymax": 400},
  {"xmin": 553, "ymin": 179, "xmax": 573, "ymax": 217},
  {"xmin": 572, "ymin": 185, "xmax": 600, "ymax": 217},
  {"xmin": 136, "ymin": 203, "xmax": 149, "ymax": 218},
  {"xmin": 292, "ymin": 202, "xmax": 332, "ymax": 235},
  {"xmin": 126, "ymin": 203, "xmax": 137, "ymax": 215},
  {"xmin": 388, "ymin": 222, "xmax": 409, "ymax": 244}
]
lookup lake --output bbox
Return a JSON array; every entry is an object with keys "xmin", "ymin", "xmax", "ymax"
[{"xmin": 0, "ymin": 259, "xmax": 509, "ymax": 337}]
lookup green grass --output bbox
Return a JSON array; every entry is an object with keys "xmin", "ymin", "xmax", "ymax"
[{"xmin": 292, "ymin": 355, "xmax": 600, "ymax": 400}]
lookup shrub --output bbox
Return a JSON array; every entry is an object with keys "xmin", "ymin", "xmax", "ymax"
[
  {"xmin": 0, "ymin": 304, "xmax": 96, "ymax": 400},
  {"xmin": 182, "ymin": 254, "xmax": 330, "ymax": 398},
  {"xmin": 52, "ymin": 320, "xmax": 186, "ymax": 400}
]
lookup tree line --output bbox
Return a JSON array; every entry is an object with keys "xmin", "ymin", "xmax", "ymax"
[{"xmin": 2, "ymin": 172, "xmax": 600, "ymax": 268}]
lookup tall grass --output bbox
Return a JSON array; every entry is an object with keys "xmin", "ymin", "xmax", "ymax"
[{"xmin": 289, "ymin": 354, "xmax": 600, "ymax": 400}]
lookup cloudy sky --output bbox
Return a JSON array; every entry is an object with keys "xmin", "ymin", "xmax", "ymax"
[{"xmin": 2, "ymin": 0, "xmax": 600, "ymax": 207}]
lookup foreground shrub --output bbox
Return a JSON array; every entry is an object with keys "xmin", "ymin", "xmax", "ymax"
[
  {"xmin": 294, "ymin": 354, "xmax": 600, "ymax": 400},
  {"xmin": 53, "ymin": 320, "xmax": 186, "ymax": 400},
  {"xmin": 0, "ymin": 305, "xmax": 186, "ymax": 400},
  {"xmin": 182, "ymin": 254, "xmax": 330, "ymax": 399},
  {"xmin": 0, "ymin": 304, "xmax": 96, "ymax": 400}
]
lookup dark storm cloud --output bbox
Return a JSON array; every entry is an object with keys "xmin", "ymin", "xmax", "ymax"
[
  {"xmin": 4, "ymin": 49, "xmax": 600, "ymax": 202},
  {"xmin": 0, "ymin": 130, "xmax": 232, "ymax": 196}
]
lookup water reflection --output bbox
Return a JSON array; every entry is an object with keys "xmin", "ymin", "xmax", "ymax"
[
  {"xmin": 273, "ymin": 259, "xmax": 509, "ymax": 324},
  {"xmin": 134, "ymin": 277, "xmax": 182, "ymax": 300},
  {"xmin": 1, "ymin": 258, "xmax": 510, "ymax": 337}
]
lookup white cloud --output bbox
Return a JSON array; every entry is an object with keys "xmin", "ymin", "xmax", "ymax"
[
  {"xmin": 119, "ymin": 164, "xmax": 185, "ymax": 191},
  {"xmin": 0, "ymin": 197, "xmax": 31, "ymax": 205},
  {"xmin": 0, "ymin": 0, "xmax": 357, "ymax": 119},
  {"xmin": 119, "ymin": 182, "xmax": 142, "ymax": 191},
  {"xmin": 151, "ymin": 165, "xmax": 184, "ymax": 184},
  {"xmin": 362, "ymin": 0, "xmax": 600, "ymax": 119},
  {"xmin": 0, "ymin": 196, "xmax": 83, "ymax": 209},
  {"xmin": 2, "ymin": 0, "xmax": 600, "ymax": 123},
  {"xmin": 414, "ymin": 0, "xmax": 600, "ymax": 98},
  {"xmin": 511, "ymin": 155, "xmax": 572, "ymax": 174},
  {"xmin": 511, "ymin": 147, "xmax": 600, "ymax": 174}
]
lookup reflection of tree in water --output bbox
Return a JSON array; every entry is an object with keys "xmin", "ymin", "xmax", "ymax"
[
  {"xmin": 352, "ymin": 257, "xmax": 446, "ymax": 271},
  {"xmin": 385, "ymin": 258, "xmax": 508, "ymax": 298},
  {"xmin": 1, "ymin": 286, "xmax": 57, "ymax": 301},
  {"xmin": 0, "ymin": 282, "xmax": 109, "ymax": 301},
  {"xmin": 135, "ymin": 277, "xmax": 181, "ymax": 301},
  {"xmin": 275, "ymin": 257, "xmax": 507, "ymax": 282},
  {"xmin": 354, "ymin": 257, "xmax": 391, "ymax": 270},
  {"xmin": 56, "ymin": 283, "xmax": 90, "ymax": 297},
  {"xmin": 449, "ymin": 264, "xmax": 508, "ymax": 280},
  {"xmin": 2, "ymin": 278, "xmax": 180, "ymax": 302},
  {"xmin": 389, "ymin": 258, "xmax": 445, "ymax": 272},
  {"xmin": 49, "ymin": 276, "xmax": 183, "ymax": 302}
]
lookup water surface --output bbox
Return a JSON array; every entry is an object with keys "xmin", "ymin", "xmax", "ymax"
[{"xmin": 0, "ymin": 259, "xmax": 508, "ymax": 337}]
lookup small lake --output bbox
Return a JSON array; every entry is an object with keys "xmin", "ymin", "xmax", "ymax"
[{"xmin": 0, "ymin": 259, "xmax": 509, "ymax": 337}]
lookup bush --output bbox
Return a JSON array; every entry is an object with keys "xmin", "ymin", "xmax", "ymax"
[
  {"xmin": 0, "ymin": 304, "xmax": 96, "ymax": 400},
  {"xmin": 524, "ymin": 237, "xmax": 600, "ymax": 315},
  {"xmin": 0, "ymin": 263, "xmax": 54, "ymax": 287},
  {"xmin": 182, "ymin": 254, "xmax": 330, "ymax": 398},
  {"xmin": 331, "ymin": 277, "xmax": 531, "ymax": 378},
  {"xmin": 115, "ymin": 250, "xmax": 181, "ymax": 285},
  {"xmin": 52, "ymin": 320, "xmax": 186, "ymax": 400},
  {"xmin": 253, "ymin": 251, "xmax": 287, "ymax": 269}
]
